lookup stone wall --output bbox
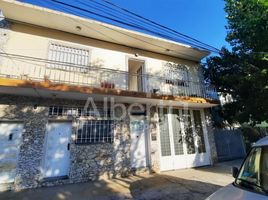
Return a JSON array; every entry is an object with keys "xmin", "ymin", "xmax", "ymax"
[
  {"xmin": 0, "ymin": 94, "xmax": 218, "ymax": 190},
  {"xmin": 0, "ymin": 95, "xmax": 133, "ymax": 190},
  {"xmin": 68, "ymin": 120, "xmax": 131, "ymax": 183},
  {"xmin": 147, "ymin": 106, "xmax": 160, "ymax": 172},
  {"xmin": 204, "ymin": 109, "xmax": 218, "ymax": 164},
  {"xmin": 0, "ymin": 96, "xmax": 49, "ymax": 189}
]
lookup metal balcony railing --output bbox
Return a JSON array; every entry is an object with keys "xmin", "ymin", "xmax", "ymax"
[{"xmin": 0, "ymin": 53, "xmax": 218, "ymax": 100}]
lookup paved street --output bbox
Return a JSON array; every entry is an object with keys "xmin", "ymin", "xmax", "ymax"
[{"xmin": 0, "ymin": 159, "xmax": 242, "ymax": 200}]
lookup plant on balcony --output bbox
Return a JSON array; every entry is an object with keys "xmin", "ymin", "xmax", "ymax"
[{"xmin": 101, "ymin": 81, "xmax": 115, "ymax": 89}]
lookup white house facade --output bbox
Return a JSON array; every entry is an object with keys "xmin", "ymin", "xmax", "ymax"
[{"xmin": 0, "ymin": 0, "xmax": 219, "ymax": 190}]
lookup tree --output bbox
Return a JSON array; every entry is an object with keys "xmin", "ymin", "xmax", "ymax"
[{"xmin": 204, "ymin": 0, "xmax": 268, "ymax": 126}]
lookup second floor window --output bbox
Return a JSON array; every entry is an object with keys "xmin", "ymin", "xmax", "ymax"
[
  {"xmin": 164, "ymin": 63, "xmax": 189, "ymax": 86},
  {"xmin": 48, "ymin": 43, "xmax": 90, "ymax": 72}
]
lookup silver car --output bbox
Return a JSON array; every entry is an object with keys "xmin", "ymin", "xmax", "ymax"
[{"xmin": 206, "ymin": 136, "xmax": 268, "ymax": 200}]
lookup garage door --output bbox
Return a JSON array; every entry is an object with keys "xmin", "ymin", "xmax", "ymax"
[
  {"xmin": 159, "ymin": 109, "xmax": 211, "ymax": 171},
  {"xmin": 0, "ymin": 123, "xmax": 23, "ymax": 183}
]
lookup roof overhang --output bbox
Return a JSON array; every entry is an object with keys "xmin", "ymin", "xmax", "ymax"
[{"xmin": 0, "ymin": 0, "xmax": 210, "ymax": 61}]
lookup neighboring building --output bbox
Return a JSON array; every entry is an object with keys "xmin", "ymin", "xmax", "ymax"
[{"xmin": 0, "ymin": 0, "xmax": 219, "ymax": 190}]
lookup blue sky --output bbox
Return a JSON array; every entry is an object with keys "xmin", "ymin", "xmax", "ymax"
[
  {"xmin": 109, "ymin": 0, "xmax": 229, "ymax": 50},
  {"xmin": 19, "ymin": 0, "xmax": 229, "ymax": 52}
]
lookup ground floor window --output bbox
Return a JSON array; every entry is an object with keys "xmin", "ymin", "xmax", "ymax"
[
  {"xmin": 75, "ymin": 120, "xmax": 114, "ymax": 144},
  {"xmin": 49, "ymin": 106, "xmax": 110, "ymax": 117}
]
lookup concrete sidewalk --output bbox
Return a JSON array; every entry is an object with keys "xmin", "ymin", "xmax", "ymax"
[{"xmin": 0, "ymin": 159, "xmax": 243, "ymax": 200}]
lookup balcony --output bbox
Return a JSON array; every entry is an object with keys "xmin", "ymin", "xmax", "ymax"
[{"xmin": 0, "ymin": 53, "xmax": 218, "ymax": 103}]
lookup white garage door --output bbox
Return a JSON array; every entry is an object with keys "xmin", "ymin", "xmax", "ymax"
[
  {"xmin": 159, "ymin": 109, "xmax": 211, "ymax": 171},
  {"xmin": 0, "ymin": 123, "xmax": 23, "ymax": 183}
]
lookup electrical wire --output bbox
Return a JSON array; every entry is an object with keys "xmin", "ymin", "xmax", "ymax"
[
  {"xmin": 45, "ymin": 0, "xmax": 219, "ymax": 53},
  {"xmin": 97, "ymin": 0, "xmax": 220, "ymax": 52},
  {"xmin": 40, "ymin": 0, "xmax": 205, "ymax": 61},
  {"xmin": 47, "ymin": 0, "xmax": 204, "ymax": 49}
]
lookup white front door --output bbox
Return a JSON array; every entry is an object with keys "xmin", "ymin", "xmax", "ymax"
[
  {"xmin": 130, "ymin": 116, "xmax": 147, "ymax": 168},
  {"xmin": 159, "ymin": 109, "xmax": 211, "ymax": 171},
  {"xmin": 0, "ymin": 123, "xmax": 23, "ymax": 183},
  {"xmin": 43, "ymin": 122, "xmax": 72, "ymax": 178}
]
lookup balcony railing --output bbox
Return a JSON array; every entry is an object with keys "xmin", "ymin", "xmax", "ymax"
[{"xmin": 0, "ymin": 53, "xmax": 218, "ymax": 100}]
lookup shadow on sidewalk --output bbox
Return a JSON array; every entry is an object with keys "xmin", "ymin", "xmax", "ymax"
[
  {"xmin": 0, "ymin": 174, "xmax": 222, "ymax": 200},
  {"xmin": 130, "ymin": 174, "xmax": 221, "ymax": 200}
]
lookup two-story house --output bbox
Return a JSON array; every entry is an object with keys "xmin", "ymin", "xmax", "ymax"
[{"xmin": 0, "ymin": 0, "xmax": 219, "ymax": 190}]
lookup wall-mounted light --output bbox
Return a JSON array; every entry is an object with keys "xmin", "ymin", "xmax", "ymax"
[
  {"xmin": 76, "ymin": 26, "xmax": 82, "ymax": 32},
  {"xmin": 134, "ymin": 53, "xmax": 139, "ymax": 57},
  {"xmin": 33, "ymin": 104, "xmax": 38, "ymax": 109},
  {"xmin": 51, "ymin": 93, "xmax": 57, "ymax": 99}
]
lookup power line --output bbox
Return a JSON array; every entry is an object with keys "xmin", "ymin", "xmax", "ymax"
[
  {"xmin": 98, "ymin": 0, "xmax": 220, "ymax": 52},
  {"xmin": 89, "ymin": 0, "xmax": 218, "ymax": 51},
  {"xmin": 45, "ymin": 0, "xmax": 219, "ymax": 53},
  {"xmin": 40, "ymin": 0, "xmax": 122, "ymax": 44},
  {"xmin": 88, "ymin": 0, "xmax": 203, "ymax": 46},
  {"xmin": 81, "ymin": 0, "xmax": 217, "ymax": 52},
  {"xmin": 47, "ymin": 0, "xmax": 203, "ymax": 50},
  {"xmin": 76, "ymin": 0, "xmax": 178, "ymax": 41},
  {"xmin": 41, "ymin": 0, "xmax": 209, "ymax": 60}
]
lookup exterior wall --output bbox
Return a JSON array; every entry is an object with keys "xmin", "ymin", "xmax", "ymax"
[
  {"xmin": 0, "ymin": 20, "xmax": 218, "ymax": 190},
  {"xmin": 147, "ymin": 106, "xmax": 160, "ymax": 172},
  {"xmin": 4, "ymin": 22, "xmax": 199, "ymax": 67},
  {"xmin": 0, "ymin": 96, "xmax": 48, "ymax": 189},
  {"xmin": 0, "ymin": 22, "xmax": 202, "ymax": 92},
  {"xmin": 204, "ymin": 109, "xmax": 218, "ymax": 164},
  {"xmin": 0, "ymin": 94, "xmax": 217, "ymax": 190},
  {"xmin": 0, "ymin": 95, "xmax": 136, "ymax": 190}
]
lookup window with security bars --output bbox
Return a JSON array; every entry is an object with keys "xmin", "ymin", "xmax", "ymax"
[
  {"xmin": 48, "ymin": 43, "xmax": 90, "ymax": 72},
  {"xmin": 48, "ymin": 106, "xmax": 110, "ymax": 117},
  {"xmin": 76, "ymin": 120, "xmax": 114, "ymax": 144},
  {"xmin": 164, "ymin": 63, "xmax": 189, "ymax": 86}
]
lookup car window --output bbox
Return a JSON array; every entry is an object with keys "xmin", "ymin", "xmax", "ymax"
[
  {"xmin": 236, "ymin": 146, "xmax": 268, "ymax": 194},
  {"xmin": 238, "ymin": 147, "xmax": 261, "ymax": 185},
  {"xmin": 260, "ymin": 147, "xmax": 268, "ymax": 191}
]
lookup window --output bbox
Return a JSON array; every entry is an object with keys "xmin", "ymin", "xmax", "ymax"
[
  {"xmin": 193, "ymin": 110, "xmax": 206, "ymax": 153},
  {"xmin": 236, "ymin": 146, "xmax": 268, "ymax": 194},
  {"xmin": 48, "ymin": 43, "xmax": 90, "ymax": 72},
  {"xmin": 164, "ymin": 63, "xmax": 189, "ymax": 86},
  {"xmin": 182, "ymin": 110, "xmax": 195, "ymax": 154},
  {"xmin": 48, "ymin": 106, "xmax": 110, "ymax": 118},
  {"xmin": 159, "ymin": 108, "xmax": 172, "ymax": 157},
  {"xmin": 76, "ymin": 120, "xmax": 114, "ymax": 144}
]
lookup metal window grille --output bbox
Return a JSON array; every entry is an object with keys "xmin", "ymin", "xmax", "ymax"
[
  {"xmin": 164, "ymin": 63, "xmax": 189, "ymax": 85},
  {"xmin": 48, "ymin": 43, "xmax": 90, "ymax": 72},
  {"xmin": 48, "ymin": 106, "xmax": 110, "ymax": 118},
  {"xmin": 76, "ymin": 120, "xmax": 114, "ymax": 144}
]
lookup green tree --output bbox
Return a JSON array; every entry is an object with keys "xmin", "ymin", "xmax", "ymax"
[{"xmin": 204, "ymin": 0, "xmax": 268, "ymax": 126}]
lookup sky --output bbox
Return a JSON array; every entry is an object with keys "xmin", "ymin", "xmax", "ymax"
[
  {"xmin": 109, "ymin": 0, "xmax": 229, "ymax": 50},
  {"xmin": 18, "ymin": 0, "xmax": 229, "ymax": 53}
]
